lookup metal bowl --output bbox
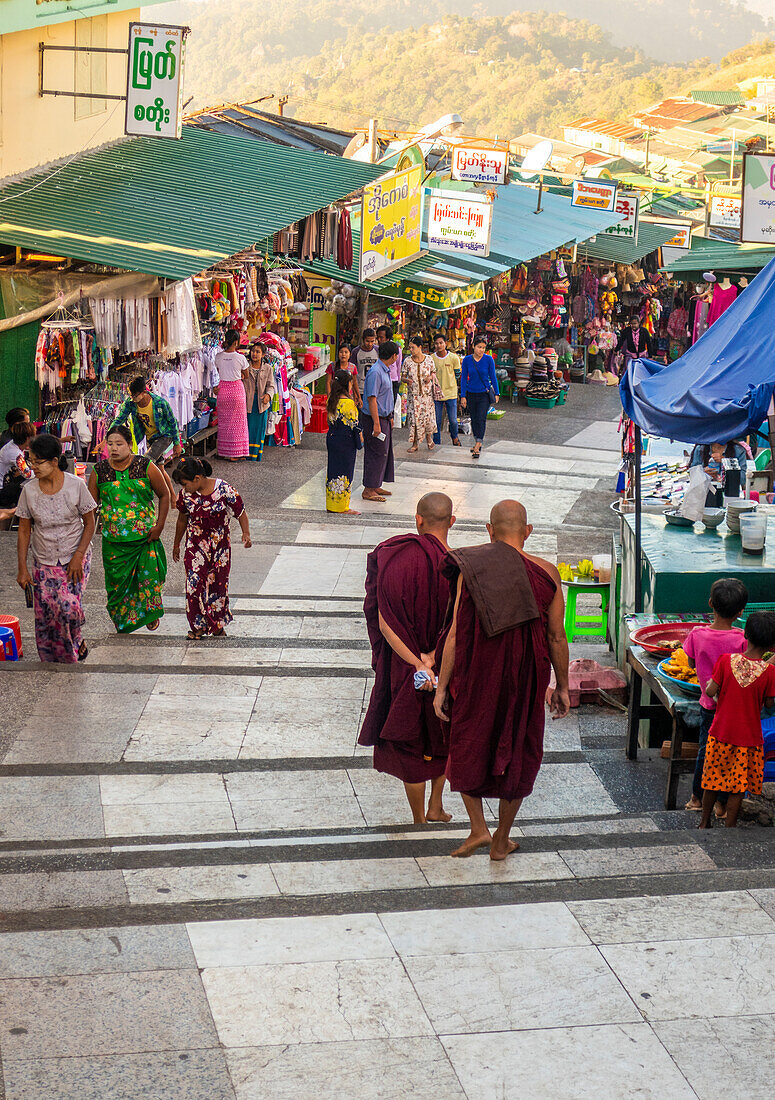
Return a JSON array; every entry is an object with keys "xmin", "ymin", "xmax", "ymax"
[
  {"xmin": 701, "ymin": 509, "xmax": 725, "ymax": 529},
  {"xmin": 663, "ymin": 509, "xmax": 695, "ymax": 527}
]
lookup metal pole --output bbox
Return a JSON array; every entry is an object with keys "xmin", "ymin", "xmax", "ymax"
[{"xmin": 634, "ymin": 424, "xmax": 643, "ymax": 613}]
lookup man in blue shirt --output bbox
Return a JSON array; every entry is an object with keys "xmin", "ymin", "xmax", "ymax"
[{"xmin": 361, "ymin": 340, "xmax": 399, "ymax": 503}]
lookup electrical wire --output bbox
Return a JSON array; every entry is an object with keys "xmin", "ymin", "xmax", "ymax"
[{"xmin": 0, "ymin": 100, "xmax": 123, "ymax": 205}]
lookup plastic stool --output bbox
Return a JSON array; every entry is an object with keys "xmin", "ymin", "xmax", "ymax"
[
  {"xmin": 0, "ymin": 615, "xmax": 22, "ymax": 658},
  {"xmin": 563, "ymin": 581, "xmax": 610, "ymax": 642},
  {"xmin": 0, "ymin": 626, "xmax": 19, "ymax": 661}
]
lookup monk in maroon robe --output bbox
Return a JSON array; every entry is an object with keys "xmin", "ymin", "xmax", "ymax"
[
  {"xmin": 435, "ymin": 500, "xmax": 570, "ymax": 859},
  {"xmin": 359, "ymin": 492, "xmax": 456, "ymax": 824}
]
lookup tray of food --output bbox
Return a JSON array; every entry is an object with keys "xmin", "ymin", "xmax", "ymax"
[
  {"xmin": 630, "ymin": 622, "xmax": 697, "ymax": 656},
  {"xmin": 656, "ymin": 648, "xmax": 701, "ymax": 696}
]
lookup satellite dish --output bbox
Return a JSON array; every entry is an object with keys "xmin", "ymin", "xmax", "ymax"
[{"xmin": 518, "ymin": 140, "xmax": 554, "ymax": 180}]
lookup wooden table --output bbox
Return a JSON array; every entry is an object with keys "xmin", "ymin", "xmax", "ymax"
[{"xmin": 626, "ymin": 644, "xmax": 701, "ymax": 810}]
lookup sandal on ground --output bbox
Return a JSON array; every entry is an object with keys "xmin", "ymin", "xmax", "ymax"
[
  {"xmin": 186, "ymin": 630, "xmax": 205, "ymax": 640},
  {"xmin": 472, "ymin": 450, "xmax": 481, "ymax": 459},
  {"xmin": 211, "ymin": 628, "xmax": 226, "ymax": 638},
  {"xmin": 78, "ymin": 642, "xmax": 89, "ymax": 662},
  {"xmin": 146, "ymin": 620, "xmax": 160, "ymax": 631},
  {"xmin": 452, "ymin": 438, "xmax": 462, "ymax": 446},
  {"xmin": 427, "ymin": 442, "xmax": 435, "ymax": 450},
  {"xmin": 362, "ymin": 491, "xmax": 386, "ymax": 503}
]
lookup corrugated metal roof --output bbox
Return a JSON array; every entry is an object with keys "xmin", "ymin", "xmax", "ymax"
[
  {"xmin": 662, "ymin": 238, "xmax": 775, "ymax": 273},
  {"xmin": 690, "ymin": 90, "xmax": 745, "ymax": 107},
  {"xmin": 646, "ymin": 193, "xmax": 703, "ymax": 217},
  {"xmin": 186, "ymin": 104, "xmax": 354, "ymax": 155},
  {"xmin": 0, "ymin": 129, "xmax": 383, "ymax": 279},
  {"xmin": 576, "ymin": 221, "xmax": 679, "ymax": 264},
  {"xmin": 632, "ymin": 99, "xmax": 719, "ymax": 129},
  {"xmin": 566, "ymin": 118, "xmax": 642, "ymax": 141}
]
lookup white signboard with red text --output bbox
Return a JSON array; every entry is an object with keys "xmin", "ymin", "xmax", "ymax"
[
  {"xmin": 452, "ymin": 146, "xmax": 509, "ymax": 186},
  {"xmin": 425, "ymin": 189, "xmax": 493, "ymax": 257}
]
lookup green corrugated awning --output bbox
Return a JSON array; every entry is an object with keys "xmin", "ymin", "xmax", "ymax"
[
  {"xmin": 690, "ymin": 89, "xmax": 745, "ymax": 107},
  {"xmin": 0, "ymin": 129, "xmax": 384, "ymax": 279},
  {"xmin": 576, "ymin": 221, "xmax": 679, "ymax": 264},
  {"xmin": 661, "ymin": 238, "xmax": 775, "ymax": 274}
]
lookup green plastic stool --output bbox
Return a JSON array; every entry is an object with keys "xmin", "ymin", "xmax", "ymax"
[{"xmin": 563, "ymin": 581, "xmax": 610, "ymax": 642}]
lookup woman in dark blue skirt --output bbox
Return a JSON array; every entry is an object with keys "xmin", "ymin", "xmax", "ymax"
[{"xmin": 326, "ymin": 369, "xmax": 363, "ymax": 514}]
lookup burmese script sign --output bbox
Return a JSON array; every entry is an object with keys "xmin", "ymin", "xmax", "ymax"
[
  {"xmin": 425, "ymin": 189, "xmax": 493, "ymax": 257},
  {"xmin": 125, "ymin": 23, "xmax": 187, "ymax": 139},
  {"xmin": 451, "ymin": 147, "xmax": 509, "ymax": 185},
  {"xmin": 571, "ymin": 178, "xmax": 618, "ymax": 213},
  {"xmin": 360, "ymin": 167, "xmax": 423, "ymax": 282}
]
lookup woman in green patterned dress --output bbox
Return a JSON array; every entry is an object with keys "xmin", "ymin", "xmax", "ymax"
[{"xmin": 88, "ymin": 425, "xmax": 169, "ymax": 633}]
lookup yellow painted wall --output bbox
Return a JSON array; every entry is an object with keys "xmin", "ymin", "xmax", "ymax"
[{"xmin": 0, "ymin": 11, "xmax": 139, "ymax": 180}]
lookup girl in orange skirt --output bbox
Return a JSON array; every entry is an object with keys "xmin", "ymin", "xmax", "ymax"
[{"xmin": 701, "ymin": 611, "xmax": 775, "ymax": 828}]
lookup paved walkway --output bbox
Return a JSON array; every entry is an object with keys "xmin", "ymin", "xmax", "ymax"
[{"xmin": 0, "ymin": 395, "xmax": 774, "ymax": 1098}]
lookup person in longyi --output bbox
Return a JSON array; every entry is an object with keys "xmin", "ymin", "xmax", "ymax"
[
  {"xmin": 358, "ymin": 492, "xmax": 457, "ymax": 824},
  {"xmin": 434, "ymin": 500, "xmax": 570, "ymax": 860}
]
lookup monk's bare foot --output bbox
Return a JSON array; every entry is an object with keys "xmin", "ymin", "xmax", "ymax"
[
  {"xmin": 490, "ymin": 837, "xmax": 520, "ymax": 861},
  {"xmin": 427, "ymin": 808, "xmax": 452, "ymax": 823},
  {"xmin": 451, "ymin": 831, "xmax": 491, "ymax": 857}
]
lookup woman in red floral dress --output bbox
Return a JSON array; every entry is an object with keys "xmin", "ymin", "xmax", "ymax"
[{"xmin": 172, "ymin": 457, "xmax": 252, "ymax": 639}]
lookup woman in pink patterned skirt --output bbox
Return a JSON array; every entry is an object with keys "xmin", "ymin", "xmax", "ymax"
[{"xmin": 215, "ymin": 329, "xmax": 250, "ymax": 461}]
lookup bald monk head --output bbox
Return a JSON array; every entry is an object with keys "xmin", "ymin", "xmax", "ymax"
[
  {"xmin": 487, "ymin": 499, "xmax": 534, "ymax": 548},
  {"xmin": 415, "ymin": 492, "xmax": 456, "ymax": 544}
]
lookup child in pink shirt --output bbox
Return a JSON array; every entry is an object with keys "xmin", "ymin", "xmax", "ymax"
[{"xmin": 683, "ymin": 578, "xmax": 748, "ymax": 814}]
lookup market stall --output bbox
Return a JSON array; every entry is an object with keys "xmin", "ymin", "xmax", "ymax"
[{"xmin": 615, "ymin": 258, "xmax": 775, "ymax": 789}]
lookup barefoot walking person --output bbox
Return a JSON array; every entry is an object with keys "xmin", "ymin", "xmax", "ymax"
[
  {"xmin": 361, "ymin": 340, "xmax": 399, "ymax": 504},
  {"xmin": 359, "ymin": 493, "xmax": 456, "ymax": 824},
  {"xmin": 403, "ymin": 336, "xmax": 439, "ymax": 452},
  {"xmin": 172, "ymin": 457, "xmax": 252, "ymax": 639},
  {"xmin": 16, "ymin": 435, "xmax": 96, "ymax": 662},
  {"xmin": 325, "ymin": 369, "xmax": 363, "ymax": 514},
  {"xmin": 434, "ymin": 500, "xmax": 570, "ymax": 859},
  {"xmin": 89, "ymin": 426, "xmax": 169, "ymax": 633}
]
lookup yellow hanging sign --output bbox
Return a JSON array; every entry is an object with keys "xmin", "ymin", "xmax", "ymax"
[{"xmin": 359, "ymin": 166, "xmax": 423, "ymax": 283}]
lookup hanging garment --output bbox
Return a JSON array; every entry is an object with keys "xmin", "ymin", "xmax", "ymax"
[
  {"xmin": 337, "ymin": 208, "xmax": 353, "ymax": 271},
  {"xmin": 707, "ymin": 283, "xmax": 738, "ymax": 327}
]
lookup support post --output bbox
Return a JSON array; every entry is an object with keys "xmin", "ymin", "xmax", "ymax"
[{"xmin": 634, "ymin": 423, "xmax": 643, "ymax": 614}]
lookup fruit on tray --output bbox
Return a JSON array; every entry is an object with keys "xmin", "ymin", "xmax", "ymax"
[{"xmin": 661, "ymin": 647, "xmax": 699, "ymax": 685}]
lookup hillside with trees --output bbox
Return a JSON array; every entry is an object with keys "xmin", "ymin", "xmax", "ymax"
[
  {"xmin": 160, "ymin": 0, "xmax": 772, "ymax": 110},
  {"xmin": 158, "ymin": 2, "xmax": 774, "ymax": 135}
]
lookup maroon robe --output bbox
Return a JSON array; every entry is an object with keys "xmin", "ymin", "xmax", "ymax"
[
  {"xmin": 443, "ymin": 544, "xmax": 557, "ymax": 800},
  {"xmin": 359, "ymin": 533, "xmax": 451, "ymax": 783}
]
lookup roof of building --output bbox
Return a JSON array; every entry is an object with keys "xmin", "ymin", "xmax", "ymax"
[
  {"xmin": 690, "ymin": 89, "xmax": 745, "ymax": 107},
  {"xmin": 185, "ymin": 103, "xmax": 354, "ymax": 155},
  {"xmin": 0, "ymin": 129, "xmax": 383, "ymax": 279},
  {"xmin": 576, "ymin": 220, "xmax": 681, "ymax": 265},
  {"xmin": 631, "ymin": 98, "xmax": 721, "ymax": 130},
  {"xmin": 565, "ymin": 118, "xmax": 643, "ymax": 142},
  {"xmin": 661, "ymin": 237, "xmax": 775, "ymax": 274}
]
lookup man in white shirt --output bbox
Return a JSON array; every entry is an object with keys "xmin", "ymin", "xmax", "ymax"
[
  {"xmin": 432, "ymin": 335, "xmax": 462, "ymax": 446},
  {"xmin": 351, "ymin": 329, "xmax": 378, "ymax": 394}
]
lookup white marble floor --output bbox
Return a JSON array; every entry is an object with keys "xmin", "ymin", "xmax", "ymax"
[{"xmin": 4, "ymin": 896, "xmax": 774, "ymax": 1098}]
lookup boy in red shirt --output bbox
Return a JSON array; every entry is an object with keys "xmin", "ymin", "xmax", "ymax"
[
  {"xmin": 683, "ymin": 579, "xmax": 748, "ymax": 814},
  {"xmin": 700, "ymin": 611, "xmax": 775, "ymax": 829}
]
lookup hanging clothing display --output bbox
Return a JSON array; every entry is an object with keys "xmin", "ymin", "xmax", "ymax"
[{"xmin": 706, "ymin": 282, "xmax": 738, "ymax": 327}]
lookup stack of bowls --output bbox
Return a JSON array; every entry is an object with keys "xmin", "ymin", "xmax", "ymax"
[{"xmin": 726, "ymin": 499, "xmax": 758, "ymax": 533}]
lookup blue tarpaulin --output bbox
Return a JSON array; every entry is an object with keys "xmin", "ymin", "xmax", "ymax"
[{"xmin": 620, "ymin": 258, "xmax": 775, "ymax": 444}]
